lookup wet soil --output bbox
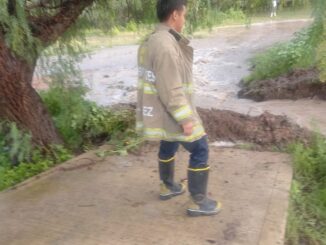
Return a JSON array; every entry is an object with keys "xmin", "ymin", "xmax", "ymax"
[
  {"xmin": 123, "ymin": 105, "xmax": 312, "ymax": 149},
  {"xmin": 198, "ymin": 108, "xmax": 311, "ymax": 148},
  {"xmin": 238, "ymin": 68, "xmax": 326, "ymax": 102}
]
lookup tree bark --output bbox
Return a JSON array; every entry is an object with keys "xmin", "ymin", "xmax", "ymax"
[
  {"xmin": 29, "ymin": 0, "xmax": 95, "ymax": 45},
  {"xmin": 0, "ymin": 36, "xmax": 62, "ymax": 146},
  {"xmin": 0, "ymin": 0, "xmax": 95, "ymax": 146}
]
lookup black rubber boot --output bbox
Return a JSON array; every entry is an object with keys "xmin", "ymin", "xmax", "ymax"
[
  {"xmin": 187, "ymin": 166, "xmax": 222, "ymax": 216},
  {"xmin": 159, "ymin": 158, "xmax": 186, "ymax": 200}
]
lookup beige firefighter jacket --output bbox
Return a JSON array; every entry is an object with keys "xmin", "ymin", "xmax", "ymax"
[{"xmin": 136, "ymin": 23, "xmax": 206, "ymax": 142}]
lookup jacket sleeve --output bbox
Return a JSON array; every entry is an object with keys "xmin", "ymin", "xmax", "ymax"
[{"xmin": 153, "ymin": 45, "xmax": 194, "ymax": 125}]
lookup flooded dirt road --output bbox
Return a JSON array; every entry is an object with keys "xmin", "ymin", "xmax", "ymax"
[{"xmin": 44, "ymin": 19, "xmax": 326, "ymax": 135}]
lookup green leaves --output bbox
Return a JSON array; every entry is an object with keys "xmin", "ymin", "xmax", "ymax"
[
  {"xmin": 312, "ymin": 0, "xmax": 326, "ymax": 23},
  {"xmin": 311, "ymin": 0, "xmax": 326, "ymax": 83},
  {"xmin": 244, "ymin": 0, "xmax": 326, "ymax": 85},
  {"xmin": 1, "ymin": 0, "xmax": 41, "ymax": 61},
  {"xmin": 245, "ymin": 23, "xmax": 322, "ymax": 84},
  {"xmin": 317, "ymin": 42, "xmax": 326, "ymax": 82},
  {"xmin": 96, "ymin": 130, "xmax": 144, "ymax": 158},
  {"xmin": 287, "ymin": 135, "xmax": 326, "ymax": 244},
  {"xmin": 41, "ymin": 86, "xmax": 137, "ymax": 152},
  {"xmin": 316, "ymin": 26, "xmax": 326, "ymax": 82},
  {"xmin": 0, "ymin": 151, "xmax": 70, "ymax": 191},
  {"xmin": 0, "ymin": 121, "xmax": 32, "ymax": 166},
  {"xmin": 0, "ymin": 121, "xmax": 72, "ymax": 191}
]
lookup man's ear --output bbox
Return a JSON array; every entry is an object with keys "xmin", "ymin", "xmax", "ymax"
[{"xmin": 172, "ymin": 10, "xmax": 178, "ymax": 20}]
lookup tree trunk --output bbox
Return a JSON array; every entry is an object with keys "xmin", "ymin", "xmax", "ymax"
[
  {"xmin": 0, "ymin": 39, "xmax": 63, "ymax": 146},
  {"xmin": 0, "ymin": 0, "xmax": 95, "ymax": 146}
]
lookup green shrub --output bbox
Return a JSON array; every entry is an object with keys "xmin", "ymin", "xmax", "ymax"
[
  {"xmin": 41, "ymin": 86, "xmax": 135, "ymax": 151},
  {"xmin": 125, "ymin": 20, "xmax": 138, "ymax": 32},
  {"xmin": 111, "ymin": 26, "xmax": 120, "ymax": 36},
  {"xmin": 316, "ymin": 37, "xmax": 326, "ymax": 82},
  {"xmin": 0, "ymin": 121, "xmax": 32, "ymax": 166},
  {"xmin": 286, "ymin": 134, "xmax": 326, "ymax": 244},
  {"xmin": 0, "ymin": 145, "xmax": 71, "ymax": 191},
  {"xmin": 224, "ymin": 8, "xmax": 246, "ymax": 22},
  {"xmin": 0, "ymin": 121, "xmax": 72, "ymax": 191},
  {"xmin": 41, "ymin": 86, "xmax": 90, "ymax": 149},
  {"xmin": 245, "ymin": 23, "xmax": 323, "ymax": 84},
  {"xmin": 0, "ymin": 84, "xmax": 137, "ymax": 191}
]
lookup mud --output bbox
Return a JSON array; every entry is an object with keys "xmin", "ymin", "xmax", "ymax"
[
  {"xmin": 122, "ymin": 105, "xmax": 312, "ymax": 148},
  {"xmin": 238, "ymin": 68, "xmax": 326, "ymax": 101},
  {"xmin": 198, "ymin": 108, "xmax": 311, "ymax": 148}
]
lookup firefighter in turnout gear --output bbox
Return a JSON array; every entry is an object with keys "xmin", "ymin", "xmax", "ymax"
[{"xmin": 136, "ymin": 0, "xmax": 222, "ymax": 216}]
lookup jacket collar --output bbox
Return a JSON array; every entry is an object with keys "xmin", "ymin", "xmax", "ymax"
[{"xmin": 155, "ymin": 23, "xmax": 190, "ymax": 46}]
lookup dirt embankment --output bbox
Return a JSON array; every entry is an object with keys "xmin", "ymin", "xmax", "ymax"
[
  {"xmin": 197, "ymin": 108, "xmax": 311, "ymax": 149},
  {"xmin": 117, "ymin": 104, "xmax": 312, "ymax": 149},
  {"xmin": 238, "ymin": 68, "xmax": 326, "ymax": 102}
]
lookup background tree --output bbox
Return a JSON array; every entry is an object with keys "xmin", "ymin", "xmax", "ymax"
[
  {"xmin": 0, "ymin": 0, "xmax": 159, "ymax": 148},
  {"xmin": 0, "ymin": 0, "xmax": 98, "ymax": 147}
]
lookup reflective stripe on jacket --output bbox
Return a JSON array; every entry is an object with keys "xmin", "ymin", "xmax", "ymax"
[{"xmin": 136, "ymin": 23, "xmax": 206, "ymax": 142}]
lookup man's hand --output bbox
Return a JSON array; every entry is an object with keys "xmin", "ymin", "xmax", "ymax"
[{"xmin": 182, "ymin": 121, "xmax": 194, "ymax": 136}]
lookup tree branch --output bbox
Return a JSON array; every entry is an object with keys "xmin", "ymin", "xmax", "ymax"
[
  {"xmin": 28, "ymin": 0, "xmax": 95, "ymax": 45},
  {"xmin": 26, "ymin": 0, "xmax": 68, "ymax": 10}
]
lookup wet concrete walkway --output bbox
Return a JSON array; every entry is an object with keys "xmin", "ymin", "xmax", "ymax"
[{"xmin": 0, "ymin": 146, "xmax": 292, "ymax": 245}]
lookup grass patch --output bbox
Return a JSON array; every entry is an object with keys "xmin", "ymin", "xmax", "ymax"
[
  {"xmin": 243, "ymin": 21, "xmax": 322, "ymax": 84},
  {"xmin": 0, "ymin": 145, "xmax": 72, "ymax": 191},
  {"xmin": 0, "ymin": 121, "xmax": 72, "ymax": 191},
  {"xmin": 286, "ymin": 135, "xmax": 326, "ymax": 245}
]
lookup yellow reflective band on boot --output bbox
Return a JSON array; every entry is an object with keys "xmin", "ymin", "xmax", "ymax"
[
  {"xmin": 159, "ymin": 156, "xmax": 175, "ymax": 163},
  {"xmin": 188, "ymin": 166, "xmax": 210, "ymax": 172}
]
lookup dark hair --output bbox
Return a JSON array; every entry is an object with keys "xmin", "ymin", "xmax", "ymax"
[{"xmin": 156, "ymin": 0, "xmax": 187, "ymax": 22}]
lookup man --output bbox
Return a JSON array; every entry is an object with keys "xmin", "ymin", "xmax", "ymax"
[
  {"xmin": 271, "ymin": 0, "xmax": 278, "ymax": 17},
  {"xmin": 136, "ymin": 0, "xmax": 221, "ymax": 216}
]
